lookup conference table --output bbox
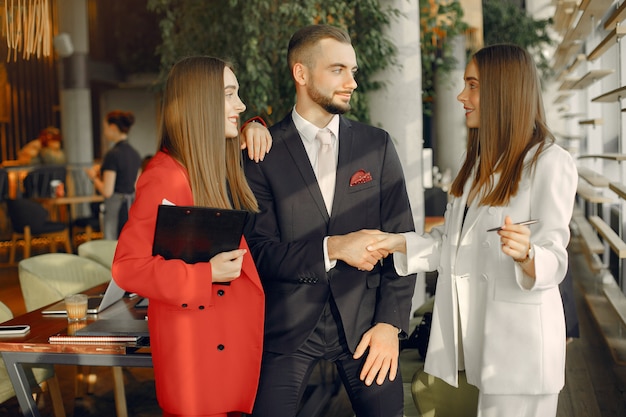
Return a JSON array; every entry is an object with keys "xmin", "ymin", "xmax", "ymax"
[{"xmin": 0, "ymin": 283, "xmax": 151, "ymax": 417}]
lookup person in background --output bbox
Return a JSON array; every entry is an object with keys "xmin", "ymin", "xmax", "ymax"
[
  {"xmin": 366, "ymin": 44, "xmax": 577, "ymax": 417},
  {"xmin": 140, "ymin": 154, "xmax": 153, "ymax": 173},
  {"xmin": 85, "ymin": 110, "xmax": 141, "ymax": 239},
  {"xmin": 243, "ymin": 24, "xmax": 416, "ymax": 417},
  {"xmin": 112, "ymin": 56, "xmax": 270, "ymax": 417},
  {"xmin": 17, "ymin": 126, "xmax": 66, "ymax": 165}
]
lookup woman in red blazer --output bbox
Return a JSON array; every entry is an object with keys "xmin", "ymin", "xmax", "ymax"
[{"xmin": 112, "ymin": 56, "xmax": 266, "ymax": 417}]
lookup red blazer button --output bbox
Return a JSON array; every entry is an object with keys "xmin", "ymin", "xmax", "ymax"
[{"xmin": 217, "ymin": 344, "xmax": 225, "ymax": 350}]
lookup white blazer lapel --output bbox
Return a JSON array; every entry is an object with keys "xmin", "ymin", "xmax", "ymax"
[
  {"xmin": 458, "ymin": 170, "xmax": 502, "ymax": 246},
  {"xmin": 449, "ymin": 178, "xmax": 472, "ymax": 249}
]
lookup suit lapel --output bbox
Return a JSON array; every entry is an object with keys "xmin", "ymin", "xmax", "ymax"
[{"xmin": 279, "ymin": 117, "xmax": 329, "ymax": 221}]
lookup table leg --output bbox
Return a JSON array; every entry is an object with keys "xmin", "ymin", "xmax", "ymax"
[
  {"xmin": 1, "ymin": 350, "xmax": 153, "ymax": 417},
  {"xmin": 1, "ymin": 352, "xmax": 41, "ymax": 417}
]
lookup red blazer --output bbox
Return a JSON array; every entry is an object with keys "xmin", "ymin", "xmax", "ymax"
[{"xmin": 112, "ymin": 151, "xmax": 264, "ymax": 415}]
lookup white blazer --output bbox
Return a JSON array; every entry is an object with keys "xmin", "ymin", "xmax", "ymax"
[{"xmin": 398, "ymin": 143, "xmax": 577, "ymax": 395}]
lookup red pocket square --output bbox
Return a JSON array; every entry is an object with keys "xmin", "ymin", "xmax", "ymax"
[{"xmin": 350, "ymin": 170, "xmax": 373, "ymax": 186}]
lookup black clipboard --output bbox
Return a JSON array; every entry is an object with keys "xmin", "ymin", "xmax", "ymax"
[{"xmin": 152, "ymin": 205, "xmax": 248, "ymax": 264}]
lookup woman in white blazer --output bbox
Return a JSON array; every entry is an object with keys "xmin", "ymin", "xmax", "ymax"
[{"xmin": 368, "ymin": 44, "xmax": 577, "ymax": 417}]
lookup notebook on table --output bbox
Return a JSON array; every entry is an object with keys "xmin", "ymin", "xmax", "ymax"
[
  {"xmin": 75, "ymin": 319, "xmax": 150, "ymax": 338},
  {"xmin": 48, "ymin": 318, "xmax": 150, "ymax": 345},
  {"xmin": 152, "ymin": 204, "xmax": 248, "ymax": 264},
  {"xmin": 41, "ymin": 278, "xmax": 126, "ymax": 315}
]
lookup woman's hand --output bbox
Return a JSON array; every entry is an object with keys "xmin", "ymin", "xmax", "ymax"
[
  {"xmin": 498, "ymin": 215, "xmax": 531, "ymax": 262},
  {"xmin": 210, "ymin": 249, "xmax": 247, "ymax": 283},
  {"xmin": 241, "ymin": 121, "xmax": 272, "ymax": 162},
  {"xmin": 365, "ymin": 232, "xmax": 408, "ymax": 255},
  {"xmin": 498, "ymin": 216, "xmax": 536, "ymax": 278}
]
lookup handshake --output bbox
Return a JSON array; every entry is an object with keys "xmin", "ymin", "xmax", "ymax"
[{"xmin": 327, "ymin": 229, "xmax": 408, "ymax": 271}]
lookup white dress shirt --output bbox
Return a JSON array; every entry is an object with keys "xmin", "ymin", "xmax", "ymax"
[{"xmin": 292, "ymin": 108, "xmax": 339, "ymax": 271}]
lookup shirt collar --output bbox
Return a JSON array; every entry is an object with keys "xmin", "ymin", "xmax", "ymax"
[{"xmin": 292, "ymin": 107, "xmax": 340, "ymax": 144}]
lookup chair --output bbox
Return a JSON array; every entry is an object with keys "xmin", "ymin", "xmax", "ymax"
[
  {"xmin": 0, "ymin": 168, "xmax": 9, "ymax": 201},
  {"xmin": 0, "ymin": 301, "xmax": 65, "ymax": 416},
  {"xmin": 72, "ymin": 202, "xmax": 102, "ymax": 244},
  {"xmin": 18, "ymin": 253, "xmax": 112, "ymax": 312},
  {"xmin": 77, "ymin": 239, "xmax": 117, "ymax": 269},
  {"xmin": 6, "ymin": 198, "xmax": 72, "ymax": 265},
  {"xmin": 22, "ymin": 165, "xmax": 67, "ymax": 199},
  {"xmin": 18, "ymin": 253, "xmax": 129, "ymax": 416},
  {"xmin": 411, "ymin": 365, "xmax": 479, "ymax": 417}
]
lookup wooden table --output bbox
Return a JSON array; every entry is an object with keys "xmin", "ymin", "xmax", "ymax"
[
  {"xmin": 0, "ymin": 283, "xmax": 151, "ymax": 417},
  {"xmin": 37, "ymin": 194, "xmax": 104, "ymax": 222}
]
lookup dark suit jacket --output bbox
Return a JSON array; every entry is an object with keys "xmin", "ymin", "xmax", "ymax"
[{"xmin": 244, "ymin": 113, "xmax": 417, "ymax": 354}]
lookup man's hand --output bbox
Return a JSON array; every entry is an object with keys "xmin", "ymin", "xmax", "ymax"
[
  {"xmin": 241, "ymin": 121, "xmax": 272, "ymax": 162},
  {"xmin": 353, "ymin": 323, "xmax": 399, "ymax": 386},
  {"xmin": 327, "ymin": 230, "xmax": 387, "ymax": 271}
]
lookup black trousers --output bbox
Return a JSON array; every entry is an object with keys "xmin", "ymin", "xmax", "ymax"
[{"xmin": 250, "ymin": 298, "xmax": 404, "ymax": 417}]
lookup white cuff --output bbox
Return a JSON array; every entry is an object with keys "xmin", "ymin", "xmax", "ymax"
[{"xmin": 322, "ymin": 236, "xmax": 336, "ymax": 272}]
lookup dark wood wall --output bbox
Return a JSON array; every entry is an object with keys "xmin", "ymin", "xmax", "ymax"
[
  {"xmin": 0, "ymin": 0, "xmax": 159, "ymax": 163},
  {"xmin": 0, "ymin": 26, "xmax": 60, "ymax": 162}
]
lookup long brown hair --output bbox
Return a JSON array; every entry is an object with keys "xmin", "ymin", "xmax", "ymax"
[
  {"xmin": 450, "ymin": 44, "xmax": 554, "ymax": 206},
  {"xmin": 158, "ymin": 56, "xmax": 258, "ymax": 212}
]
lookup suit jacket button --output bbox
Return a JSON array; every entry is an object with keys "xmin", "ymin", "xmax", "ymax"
[
  {"xmin": 217, "ymin": 344, "xmax": 225, "ymax": 351},
  {"xmin": 181, "ymin": 303, "xmax": 188, "ymax": 308},
  {"xmin": 199, "ymin": 305, "xmax": 205, "ymax": 310},
  {"xmin": 217, "ymin": 289, "xmax": 225, "ymax": 296}
]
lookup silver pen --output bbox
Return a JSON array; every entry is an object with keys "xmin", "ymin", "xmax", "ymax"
[{"xmin": 487, "ymin": 219, "xmax": 539, "ymax": 232}]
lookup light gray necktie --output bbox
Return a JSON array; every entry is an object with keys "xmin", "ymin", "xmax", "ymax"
[{"xmin": 315, "ymin": 128, "xmax": 335, "ymax": 214}]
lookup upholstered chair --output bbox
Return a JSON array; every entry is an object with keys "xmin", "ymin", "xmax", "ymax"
[
  {"xmin": 77, "ymin": 239, "xmax": 118, "ymax": 270},
  {"xmin": 6, "ymin": 198, "xmax": 72, "ymax": 265}
]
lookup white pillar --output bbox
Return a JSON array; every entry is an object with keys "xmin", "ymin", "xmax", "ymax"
[
  {"xmin": 434, "ymin": 35, "xmax": 466, "ymax": 179},
  {"xmin": 368, "ymin": 0, "xmax": 426, "ymax": 311},
  {"xmin": 56, "ymin": 0, "xmax": 93, "ymax": 167}
]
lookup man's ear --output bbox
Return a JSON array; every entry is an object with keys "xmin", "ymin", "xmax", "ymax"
[{"xmin": 292, "ymin": 63, "xmax": 307, "ymax": 86}]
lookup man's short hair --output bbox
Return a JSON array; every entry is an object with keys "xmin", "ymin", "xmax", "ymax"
[{"xmin": 287, "ymin": 24, "xmax": 352, "ymax": 70}]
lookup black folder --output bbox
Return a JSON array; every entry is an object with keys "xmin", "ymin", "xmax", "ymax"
[{"xmin": 152, "ymin": 205, "xmax": 248, "ymax": 264}]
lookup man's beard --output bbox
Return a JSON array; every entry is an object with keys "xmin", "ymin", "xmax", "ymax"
[{"xmin": 307, "ymin": 84, "xmax": 351, "ymax": 114}]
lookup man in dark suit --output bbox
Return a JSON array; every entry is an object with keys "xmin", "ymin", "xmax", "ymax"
[{"xmin": 244, "ymin": 24, "xmax": 417, "ymax": 417}]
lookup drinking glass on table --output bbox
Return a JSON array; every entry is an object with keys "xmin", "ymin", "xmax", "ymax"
[{"xmin": 65, "ymin": 294, "xmax": 88, "ymax": 322}]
